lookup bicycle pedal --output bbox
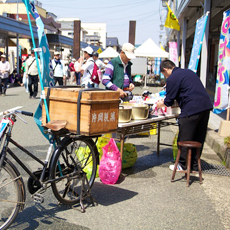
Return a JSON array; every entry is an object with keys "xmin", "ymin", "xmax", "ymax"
[{"xmin": 33, "ymin": 193, "xmax": 44, "ymax": 204}]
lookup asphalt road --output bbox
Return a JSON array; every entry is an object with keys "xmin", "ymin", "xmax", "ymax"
[{"xmin": 1, "ymin": 85, "xmax": 230, "ymax": 230}]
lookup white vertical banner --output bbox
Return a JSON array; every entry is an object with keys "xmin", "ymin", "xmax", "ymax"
[
  {"xmin": 9, "ymin": 50, "xmax": 15, "ymax": 74},
  {"xmin": 169, "ymin": 42, "xmax": 178, "ymax": 66}
]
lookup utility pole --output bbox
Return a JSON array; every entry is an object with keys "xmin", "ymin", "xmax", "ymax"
[
  {"xmin": 129, "ymin": 20, "xmax": 136, "ymax": 46},
  {"xmin": 73, "ymin": 20, "xmax": 81, "ymax": 58}
]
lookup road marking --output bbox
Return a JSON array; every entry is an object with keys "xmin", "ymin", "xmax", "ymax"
[{"xmin": 0, "ymin": 106, "xmax": 23, "ymax": 116}]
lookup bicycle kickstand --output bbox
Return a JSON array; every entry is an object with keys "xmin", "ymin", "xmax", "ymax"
[{"xmin": 73, "ymin": 171, "xmax": 97, "ymax": 213}]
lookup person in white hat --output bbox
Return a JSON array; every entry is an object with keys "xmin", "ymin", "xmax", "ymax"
[
  {"xmin": 52, "ymin": 51, "xmax": 66, "ymax": 86},
  {"xmin": 77, "ymin": 46, "xmax": 96, "ymax": 88},
  {"xmin": 102, "ymin": 42, "xmax": 136, "ymax": 101},
  {"xmin": 0, "ymin": 54, "xmax": 10, "ymax": 96}
]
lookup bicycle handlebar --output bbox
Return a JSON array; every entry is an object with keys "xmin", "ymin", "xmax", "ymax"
[
  {"xmin": 15, "ymin": 110, "xmax": 34, "ymax": 117},
  {"xmin": 3, "ymin": 110, "xmax": 34, "ymax": 118}
]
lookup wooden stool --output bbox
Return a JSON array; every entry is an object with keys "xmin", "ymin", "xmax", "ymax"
[{"xmin": 171, "ymin": 141, "xmax": 203, "ymax": 187}]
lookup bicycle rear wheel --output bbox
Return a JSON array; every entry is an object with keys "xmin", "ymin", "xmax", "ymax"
[
  {"xmin": 50, "ymin": 136, "xmax": 98, "ymax": 205},
  {"xmin": 0, "ymin": 159, "xmax": 24, "ymax": 230}
]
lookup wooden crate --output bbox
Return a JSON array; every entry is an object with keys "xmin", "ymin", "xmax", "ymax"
[{"xmin": 42, "ymin": 87, "xmax": 120, "ymax": 136}]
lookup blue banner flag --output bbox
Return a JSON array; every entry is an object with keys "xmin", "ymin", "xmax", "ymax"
[
  {"xmin": 22, "ymin": 0, "xmax": 54, "ymax": 139},
  {"xmin": 154, "ymin": 57, "xmax": 161, "ymax": 75},
  {"xmin": 188, "ymin": 13, "xmax": 209, "ymax": 73}
]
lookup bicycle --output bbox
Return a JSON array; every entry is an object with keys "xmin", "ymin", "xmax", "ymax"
[{"xmin": 0, "ymin": 109, "xmax": 99, "ymax": 229}]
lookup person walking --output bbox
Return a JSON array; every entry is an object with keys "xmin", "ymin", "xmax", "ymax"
[
  {"xmin": 0, "ymin": 54, "xmax": 10, "ymax": 96},
  {"xmin": 69, "ymin": 58, "xmax": 76, "ymax": 84},
  {"xmin": 156, "ymin": 59, "xmax": 213, "ymax": 171},
  {"xmin": 52, "ymin": 52, "xmax": 66, "ymax": 86},
  {"xmin": 102, "ymin": 42, "xmax": 136, "ymax": 101},
  {"xmin": 77, "ymin": 46, "xmax": 95, "ymax": 88},
  {"xmin": 74, "ymin": 58, "xmax": 82, "ymax": 85},
  {"xmin": 26, "ymin": 50, "xmax": 41, "ymax": 99}
]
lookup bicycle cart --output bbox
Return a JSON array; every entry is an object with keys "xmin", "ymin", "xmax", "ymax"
[{"xmin": 0, "ymin": 87, "xmax": 120, "ymax": 230}]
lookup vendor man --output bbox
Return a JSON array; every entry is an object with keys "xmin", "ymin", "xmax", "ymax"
[
  {"xmin": 156, "ymin": 60, "xmax": 213, "ymax": 172},
  {"xmin": 102, "ymin": 43, "xmax": 136, "ymax": 101}
]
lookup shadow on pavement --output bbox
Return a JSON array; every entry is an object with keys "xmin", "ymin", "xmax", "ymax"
[
  {"xmin": 11, "ymin": 203, "xmax": 82, "ymax": 230},
  {"xmin": 92, "ymin": 182, "xmax": 138, "ymax": 206}
]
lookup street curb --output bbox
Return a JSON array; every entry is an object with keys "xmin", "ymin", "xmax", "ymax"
[{"xmin": 205, "ymin": 128, "xmax": 230, "ymax": 169}]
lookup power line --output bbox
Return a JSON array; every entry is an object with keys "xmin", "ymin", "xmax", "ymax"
[{"xmin": 41, "ymin": 0, "xmax": 153, "ymax": 10}]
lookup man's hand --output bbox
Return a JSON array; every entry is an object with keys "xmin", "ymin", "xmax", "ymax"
[
  {"xmin": 156, "ymin": 99, "xmax": 165, "ymax": 109},
  {"xmin": 129, "ymin": 83, "xmax": 135, "ymax": 91},
  {"xmin": 117, "ymin": 88, "xmax": 127, "ymax": 98}
]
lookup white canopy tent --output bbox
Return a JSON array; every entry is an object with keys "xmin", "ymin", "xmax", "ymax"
[
  {"xmin": 134, "ymin": 38, "xmax": 169, "ymax": 88},
  {"xmin": 134, "ymin": 38, "xmax": 169, "ymax": 58},
  {"xmin": 99, "ymin": 47, "xmax": 119, "ymax": 58}
]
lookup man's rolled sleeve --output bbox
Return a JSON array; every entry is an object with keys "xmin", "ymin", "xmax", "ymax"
[{"xmin": 102, "ymin": 62, "xmax": 118, "ymax": 90}]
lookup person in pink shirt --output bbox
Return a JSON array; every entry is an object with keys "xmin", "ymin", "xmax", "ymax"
[{"xmin": 69, "ymin": 58, "xmax": 76, "ymax": 84}]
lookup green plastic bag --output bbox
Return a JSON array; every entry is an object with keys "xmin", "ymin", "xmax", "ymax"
[
  {"xmin": 75, "ymin": 146, "xmax": 93, "ymax": 179},
  {"xmin": 76, "ymin": 134, "xmax": 112, "ymax": 179},
  {"xmin": 172, "ymin": 132, "xmax": 179, "ymax": 160},
  {"xmin": 116, "ymin": 143, "xmax": 137, "ymax": 169}
]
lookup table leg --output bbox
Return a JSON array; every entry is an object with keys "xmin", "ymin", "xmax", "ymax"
[
  {"xmin": 157, "ymin": 121, "xmax": 161, "ymax": 156},
  {"xmin": 119, "ymin": 132, "xmax": 125, "ymax": 161}
]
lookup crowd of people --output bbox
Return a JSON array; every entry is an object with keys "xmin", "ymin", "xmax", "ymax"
[
  {"xmin": 0, "ymin": 44, "xmax": 130, "ymax": 97},
  {"xmin": 0, "ymin": 49, "xmax": 109, "ymax": 97}
]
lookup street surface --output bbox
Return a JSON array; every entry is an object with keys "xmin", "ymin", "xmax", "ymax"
[{"xmin": 1, "ymin": 85, "xmax": 230, "ymax": 230}]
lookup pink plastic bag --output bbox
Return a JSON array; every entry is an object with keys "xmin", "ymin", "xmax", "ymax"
[{"xmin": 99, "ymin": 138, "xmax": 122, "ymax": 184}]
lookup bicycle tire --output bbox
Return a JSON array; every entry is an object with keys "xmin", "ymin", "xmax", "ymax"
[
  {"xmin": 50, "ymin": 136, "xmax": 98, "ymax": 205},
  {"xmin": 0, "ymin": 159, "xmax": 24, "ymax": 230}
]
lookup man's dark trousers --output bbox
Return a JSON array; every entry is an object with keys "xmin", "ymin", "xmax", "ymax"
[
  {"xmin": 28, "ymin": 74, "xmax": 38, "ymax": 97},
  {"xmin": 0, "ymin": 78, "xmax": 8, "ymax": 94},
  {"xmin": 177, "ymin": 110, "xmax": 210, "ymax": 171}
]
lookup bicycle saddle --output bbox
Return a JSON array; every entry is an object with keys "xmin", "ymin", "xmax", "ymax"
[{"xmin": 43, "ymin": 120, "xmax": 67, "ymax": 131}]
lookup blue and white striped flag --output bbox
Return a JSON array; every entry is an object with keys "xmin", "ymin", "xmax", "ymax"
[
  {"xmin": 154, "ymin": 57, "xmax": 161, "ymax": 75},
  {"xmin": 22, "ymin": 0, "xmax": 54, "ymax": 138}
]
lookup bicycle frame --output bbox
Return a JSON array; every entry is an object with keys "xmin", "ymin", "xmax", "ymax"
[
  {"xmin": 1, "ymin": 125, "xmax": 56, "ymax": 185},
  {"xmin": 7, "ymin": 138, "xmax": 46, "ymax": 182}
]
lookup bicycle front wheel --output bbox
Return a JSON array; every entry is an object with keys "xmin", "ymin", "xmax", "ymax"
[
  {"xmin": 50, "ymin": 136, "xmax": 98, "ymax": 205},
  {"xmin": 0, "ymin": 159, "xmax": 24, "ymax": 230}
]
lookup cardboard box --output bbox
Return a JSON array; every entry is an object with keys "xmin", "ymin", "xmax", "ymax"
[{"xmin": 42, "ymin": 87, "xmax": 120, "ymax": 136}]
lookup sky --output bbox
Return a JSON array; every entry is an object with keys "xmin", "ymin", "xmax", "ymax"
[{"xmin": 38, "ymin": 0, "xmax": 166, "ymax": 46}]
